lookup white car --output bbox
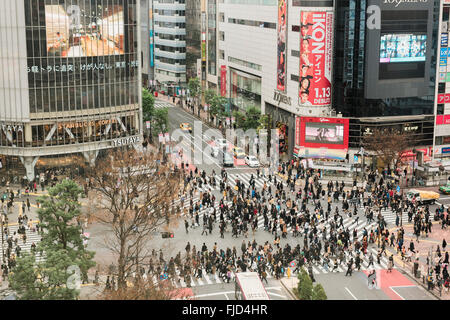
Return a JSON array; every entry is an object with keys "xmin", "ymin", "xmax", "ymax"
[
  {"xmin": 245, "ymin": 156, "xmax": 260, "ymax": 167},
  {"xmin": 215, "ymin": 138, "xmax": 228, "ymax": 149},
  {"xmin": 211, "ymin": 145, "xmax": 220, "ymax": 157}
]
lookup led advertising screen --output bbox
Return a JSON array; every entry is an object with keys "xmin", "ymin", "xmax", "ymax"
[
  {"xmin": 45, "ymin": 3, "xmax": 124, "ymax": 57},
  {"xmin": 379, "ymin": 34, "xmax": 427, "ymax": 63},
  {"xmin": 294, "ymin": 117, "xmax": 349, "ymax": 160},
  {"xmin": 277, "ymin": 0, "xmax": 287, "ymax": 92},
  {"xmin": 304, "ymin": 122, "xmax": 345, "ymax": 145},
  {"xmin": 299, "ymin": 10, "xmax": 334, "ymax": 107}
]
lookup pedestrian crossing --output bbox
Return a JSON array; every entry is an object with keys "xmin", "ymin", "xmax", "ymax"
[
  {"xmin": 1, "ymin": 224, "xmax": 45, "ymax": 263},
  {"xmin": 155, "ymin": 101, "xmax": 175, "ymax": 109},
  {"xmin": 195, "ymin": 172, "xmax": 284, "ymax": 193},
  {"xmin": 147, "ymin": 246, "xmax": 394, "ymax": 289}
]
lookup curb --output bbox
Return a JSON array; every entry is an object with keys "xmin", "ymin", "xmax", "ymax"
[{"xmin": 279, "ymin": 279, "xmax": 298, "ymax": 300}]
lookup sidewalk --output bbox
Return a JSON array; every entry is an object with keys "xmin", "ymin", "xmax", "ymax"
[{"xmin": 387, "ymin": 223, "xmax": 449, "ymax": 299}]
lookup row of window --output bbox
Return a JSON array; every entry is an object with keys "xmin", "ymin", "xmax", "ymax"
[
  {"xmin": 227, "ymin": 18, "xmax": 276, "ymax": 29},
  {"xmin": 228, "ymin": 56, "xmax": 262, "ymax": 71},
  {"xmin": 0, "ymin": 115, "xmax": 138, "ymax": 148},
  {"xmin": 29, "ymin": 83, "xmax": 139, "ymax": 114},
  {"xmin": 156, "ymin": 57, "xmax": 185, "ymax": 64},
  {"xmin": 154, "ymin": 9, "xmax": 185, "ymax": 16},
  {"xmin": 156, "ymin": 21, "xmax": 186, "ymax": 28},
  {"xmin": 156, "ymin": 0, "xmax": 185, "ymax": 3},
  {"xmin": 155, "ymin": 33, "xmax": 186, "ymax": 41},
  {"xmin": 155, "ymin": 68, "xmax": 185, "ymax": 78},
  {"xmin": 155, "ymin": 45, "xmax": 186, "ymax": 53}
]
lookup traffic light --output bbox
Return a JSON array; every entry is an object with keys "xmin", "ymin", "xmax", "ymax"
[{"xmin": 161, "ymin": 232, "xmax": 174, "ymax": 239}]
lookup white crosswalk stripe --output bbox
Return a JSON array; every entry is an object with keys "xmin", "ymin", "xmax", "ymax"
[
  {"xmin": 2, "ymin": 224, "xmax": 45, "ymax": 263},
  {"xmin": 154, "ymin": 101, "xmax": 175, "ymax": 109}
]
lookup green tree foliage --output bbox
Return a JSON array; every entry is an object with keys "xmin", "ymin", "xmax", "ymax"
[
  {"xmin": 142, "ymin": 88, "xmax": 155, "ymax": 122},
  {"xmin": 188, "ymin": 77, "xmax": 201, "ymax": 101},
  {"xmin": 245, "ymin": 107, "xmax": 261, "ymax": 130},
  {"xmin": 296, "ymin": 267, "xmax": 313, "ymax": 300},
  {"xmin": 152, "ymin": 107, "xmax": 169, "ymax": 134},
  {"xmin": 294, "ymin": 267, "xmax": 327, "ymax": 300},
  {"xmin": 9, "ymin": 180, "xmax": 95, "ymax": 300},
  {"xmin": 204, "ymin": 89, "xmax": 216, "ymax": 106},
  {"xmin": 312, "ymin": 284, "xmax": 327, "ymax": 300},
  {"xmin": 232, "ymin": 110, "xmax": 246, "ymax": 129}
]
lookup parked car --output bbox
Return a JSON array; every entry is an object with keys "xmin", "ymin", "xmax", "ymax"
[
  {"xmin": 439, "ymin": 182, "xmax": 450, "ymax": 195},
  {"xmin": 245, "ymin": 155, "xmax": 260, "ymax": 167},
  {"xmin": 222, "ymin": 152, "xmax": 234, "ymax": 167}
]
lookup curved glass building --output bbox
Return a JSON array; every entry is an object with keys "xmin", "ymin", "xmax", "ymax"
[{"xmin": 0, "ymin": 0, "xmax": 142, "ymax": 180}]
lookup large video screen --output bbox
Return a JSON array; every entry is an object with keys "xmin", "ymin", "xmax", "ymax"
[
  {"xmin": 304, "ymin": 122, "xmax": 344, "ymax": 145},
  {"xmin": 380, "ymin": 34, "xmax": 427, "ymax": 63},
  {"xmin": 45, "ymin": 4, "xmax": 124, "ymax": 57}
]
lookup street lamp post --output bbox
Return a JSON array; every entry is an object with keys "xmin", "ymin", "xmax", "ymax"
[{"xmin": 412, "ymin": 148, "xmax": 417, "ymax": 187}]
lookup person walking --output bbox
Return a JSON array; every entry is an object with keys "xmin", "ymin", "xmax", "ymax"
[{"xmin": 345, "ymin": 258, "xmax": 353, "ymax": 276}]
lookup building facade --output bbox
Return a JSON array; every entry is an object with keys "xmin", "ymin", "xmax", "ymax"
[
  {"xmin": 153, "ymin": 0, "xmax": 186, "ymax": 93},
  {"xmin": 215, "ymin": 0, "xmax": 335, "ymax": 158},
  {"xmin": 334, "ymin": 0, "xmax": 439, "ymax": 163},
  {"xmin": 213, "ymin": 0, "xmax": 440, "ymax": 161},
  {"xmin": 0, "ymin": 0, "xmax": 142, "ymax": 180},
  {"xmin": 434, "ymin": 0, "xmax": 450, "ymax": 161}
]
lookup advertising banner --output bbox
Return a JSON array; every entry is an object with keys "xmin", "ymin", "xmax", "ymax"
[
  {"xmin": 442, "ymin": 33, "xmax": 449, "ymax": 47},
  {"xmin": 277, "ymin": 0, "xmax": 287, "ymax": 92},
  {"xmin": 299, "ymin": 10, "xmax": 333, "ymax": 107},
  {"xmin": 221, "ymin": 65, "xmax": 227, "ymax": 97},
  {"xmin": 294, "ymin": 117, "xmax": 349, "ymax": 160},
  {"xmin": 150, "ymin": 30, "xmax": 154, "ymax": 67},
  {"xmin": 438, "ymin": 94, "xmax": 446, "ymax": 104}
]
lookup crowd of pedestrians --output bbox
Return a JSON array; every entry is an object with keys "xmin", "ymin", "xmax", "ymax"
[{"xmin": 117, "ymin": 160, "xmax": 449, "ymax": 292}]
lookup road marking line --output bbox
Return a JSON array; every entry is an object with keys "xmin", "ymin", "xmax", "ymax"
[
  {"xmin": 265, "ymin": 292, "xmax": 286, "ymax": 298},
  {"xmin": 224, "ymin": 293, "xmax": 230, "ymax": 300},
  {"xmin": 345, "ymin": 287, "xmax": 358, "ymax": 300},
  {"xmin": 389, "ymin": 286, "xmax": 407, "ymax": 300}
]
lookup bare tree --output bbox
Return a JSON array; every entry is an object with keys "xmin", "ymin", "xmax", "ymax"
[
  {"xmin": 87, "ymin": 149, "xmax": 182, "ymax": 290},
  {"xmin": 363, "ymin": 127, "xmax": 412, "ymax": 171},
  {"xmin": 99, "ymin": 277, "xmax": 193, "ymax": 300}
]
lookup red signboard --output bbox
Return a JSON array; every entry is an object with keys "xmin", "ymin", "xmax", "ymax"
[
  {"xmin": 295, "ymin": 116, "xmax": 301, "ymax": 147},
  {"xmin": 220, "ymin": 65, "xmax": 227, "ymax": 97},
  {"xmin": 436, "ymin": 115, "xmax": 450, "ymax": 125},
  {"xmin": 277, "ymin": 0, "xmax": 287, "ymax": 92},
  {"xmin": 299, "ymin": 117, "xmax": 349, "ymax": 150},
  {"xmin": 438, "ymin": 94, "xmax": 445, "ymax": 104},
  {"xmin": 299, "ymin": 10, "xmax": 333, "ymax": 107}
]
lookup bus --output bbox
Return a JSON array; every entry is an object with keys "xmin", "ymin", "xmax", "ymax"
[{"xmin": 234, "ymin": 272, "xmax": 270, "ymax": 300}]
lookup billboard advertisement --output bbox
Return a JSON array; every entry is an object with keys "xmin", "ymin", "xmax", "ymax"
[
  {"xmin": 277, "ymin": 0, "xmax": 287, "ymax": 92},
  {"xmin": 442, "ymin": 33, "xmax": 449, "ymax": 47},
  {"xmin": 294, "ymin": 117, "xmax": 349, "ymax": 160},
  {"xmin": 221, "ymin": 65, "xmax": 227, "ymax": 97},
  {"xmin": 299, "ymin": 10, "xmax": 333, "ymax": 107},
  {"xmin": 45, "ymin": 3, "xmax": 124, "ymax": 57},
  {"xmin": 379, "ymin": 34, "xmax": 427, "ymax": 63}
]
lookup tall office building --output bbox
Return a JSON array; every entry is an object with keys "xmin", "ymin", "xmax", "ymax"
[
  {"xmin": 333, "ymin": 0, "xmax": 440, "ymax": 160},
  {"xmin": 153, "ymin": 0, "xmax": 186, "ymax": 93},
  {"xmin": 434, "ymin": 0, "xmax": 450, "ymax": 162},
  {"xmin": 0, "ymin": 0, "xmax": 142, "ymax": 180}
]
